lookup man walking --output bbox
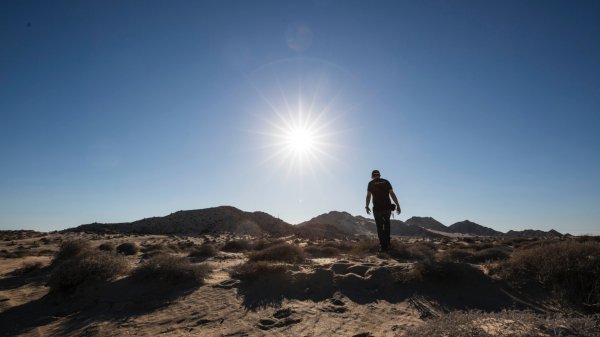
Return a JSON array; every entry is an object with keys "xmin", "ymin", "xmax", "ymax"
[{"xmin": 365, "ymin": 170, "xmax": 401, "ymax": 252}]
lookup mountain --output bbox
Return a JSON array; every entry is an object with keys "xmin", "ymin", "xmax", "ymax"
[
  {"xmin": 405, "ymin": 216, "xmax": 449, "ymax": 232},
  {"xmin": 298, "ymin": 211, "xmax": 374, "ymax": 236},
  {"xmin": 67, "ymin": 206, "xmax": 561, "ymax": 239},
  {"xmin": 296, "ymin": 211, "xmax": 441, "ymax": 238},
  {"xmin": 69, "ymin": 206, "xmax": 293, "ymax": 236},
  {"xmin": 448, "ymin": 220, "xmax": 503, "ymax": 236},
  {"xmin": 505, "ymin": 229, "xmax": 562, "ymax": 237}
]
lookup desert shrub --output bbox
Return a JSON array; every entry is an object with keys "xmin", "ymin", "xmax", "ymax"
[
  {"xmin": 98, "ymin": 242, "xmax": 114, "ymax": 252},
  {"xmin": 468, "ymin": 242, "xmax": 494, "ymax": 251},
  {"xmin": 249, "ymin": 243, "xmax": 306, "ymax": 263},
  {"xmin": 304, "ymin": 245, "xmax": 341, "ymax": 258},
  {"xmin": 177, "ymin": 240, "xmax": 195, "ymax": 251},
  {"xmin": 252, "ymin": 239, "xmax": 285, "ymax": 251},
  {"xmin": 131, "ymin": 254, "xmax": 211, "ymax": 285},
  {"xmin": 388, "ymin": 241, "xmax": 435, "ymax": 262},
  {"xmin": 116, "ymin": 242, "xmax": 139, "ymax": 255},
  {"xmin": 397, "ymin": 260, "xmax": 475, "ymax": 283},
  {"xmin": 404, "ymin": 310, "xmax": 600, "ymax": 337},
  {"xmin": 323, "ymin": 240, "xmax": 355, "ymax": 252},
  {"xmin": 230, "ymin": 261, "xmax": 289, "ymax": 280},
  {"xmin": 48, "ymin": 251, "xmax": 128, "ymax": 292},
  {"xmin": 188, "ymin": 244, "xmax": 218, "ymax": 258},
  {"xmin": 53, "ymin": 239, "xmax": 92, "ymax": 265},
  {"xmin": 495, "ymin": 240, "xmax": 600, "ymax": 306},
  {"xmin": 437, "ymin": 248, "xmax": 474, "ymax": 263},
  {"xmin": 222, "ymin": 239, "xmax": 253, "ymax": 252},
  {"xmin": 350, "ymin": 239, "xmax": 380, "ymax": 255},
  {"xmin": 469, "ymin": 247, "xmax": 511, "ymax": 263}
]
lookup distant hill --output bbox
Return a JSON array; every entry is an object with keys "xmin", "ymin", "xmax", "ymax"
[
  {"xmin": 69, "ymin": 206, "xmax": 294, "ymax": 236},
  {"xmin": 67, "ymin": 206, "xmax": 563, "ymax": 239},
  {"xmin": 505, "ymin": 229, "xmax": 562, "ymax": 237},
  {"xmin": 297, "ymin": 211, "xmax": 440, "ymax": 238},
  {"xmin": 298, "ymin": 211, "xmax": 374, "ymax": 236},
  {"xmin": 405, "ymin": 216, "xmax": 449, "ymax": 232},
  {"xmin": 448, "ymin": 220, "xmax": 503, "ymax": 236}
]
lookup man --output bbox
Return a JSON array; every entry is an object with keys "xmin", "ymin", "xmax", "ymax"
[{"xmin": 365, "ymin": 170, "xmax": 401, "ymax": 252}]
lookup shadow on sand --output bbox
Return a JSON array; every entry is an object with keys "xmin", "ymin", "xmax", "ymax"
[
  {"xmin": 234, "ymin": 262, "xmax": 531, "ymax": 312},
  {"xmin": 0, "ymin": 277, "xmax": 200, "ymax": 337}
]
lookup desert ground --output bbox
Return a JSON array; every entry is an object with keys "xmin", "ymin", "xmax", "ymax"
[{"xmin": 0, "ymin": 231, "xmax": 598, "ymax": 337}]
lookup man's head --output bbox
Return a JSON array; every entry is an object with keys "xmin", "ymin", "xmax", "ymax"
[{"xmin": 371, "ymin": 169, "xmax": 381, "ymax": 179}]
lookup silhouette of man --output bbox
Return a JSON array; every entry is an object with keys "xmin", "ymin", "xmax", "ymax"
[{"xmin": 365, "ymin": 170, "xmax": 401, "ymax": 251}]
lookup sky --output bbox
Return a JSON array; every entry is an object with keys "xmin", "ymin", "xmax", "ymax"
[{"xmin": 1, "ymin": 1, "xmax": 599, "ymax": 234}]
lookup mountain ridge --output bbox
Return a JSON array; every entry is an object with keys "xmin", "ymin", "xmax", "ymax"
[{"xmin": 67, "ymin": 206, "xmax": 562, "ymax": 238}]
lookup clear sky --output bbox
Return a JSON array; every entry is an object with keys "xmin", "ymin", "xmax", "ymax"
[{"xmin": 1, "ymin": 1, "xmax": 599, "ymax": 234}]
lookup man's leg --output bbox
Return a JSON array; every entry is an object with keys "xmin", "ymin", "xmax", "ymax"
[
  {"xmin": 373, "ymin": 210, "xmax": 386, "ymax": 250},
  {"xmin": 383, "ymin": 210, "xmax": 391, "ymax": 250}
]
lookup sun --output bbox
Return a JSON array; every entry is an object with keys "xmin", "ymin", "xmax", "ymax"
[
  {"xmin": 256, "ymin": 103, "xmax": 337, "ymax": 177},
  {"xmin": 286, "ymin": 126, "xmax": 316, "ymax": 154}
]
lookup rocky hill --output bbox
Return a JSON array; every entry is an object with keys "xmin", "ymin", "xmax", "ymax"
[
  {"xmin": 70, "ymin": 206, "xmax": 294, "ymax": 236},
  {"xmin": 67, "ymin": 206, "xmax": 562, "ymax": 238},
  {"xmin": 405, "ymin": 216, "xmax": 448, "ymax": 232},
  {"xmin": 505, "ymin": 229, "xmax": 562, "ymax": 237},
  {"xmin": 298, "ymin": 211, "xmax": 374, "ymax": 236},
  {"xmin": 448, "ymin": 220, "xmax": 504, "ymax": 236}
]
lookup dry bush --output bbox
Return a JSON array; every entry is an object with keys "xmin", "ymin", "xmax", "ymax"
[
  {"xmin": 495, "ymin": 240, "xmax": 600, "ymax": 306},
  {"xmin": 350, "ymin": 239, "xmax": 380, "ymax": 255},
  {"xmin": 222, "ymin": 239, "xmax": 253, "ymax": 252},
  {"xmin": 97, "ymin": 242, "xmax": 114, "ymax": 252},
  {"xmin": 437, "ymin": 248, "xmax": 474, "ymax": 263},
  {"xmin": 116, "ymin": 242, "xmax": 139, "ymax": 255},
  {"xmin": 230, "ymin": 261, "xmax": 289, "ymax": 281},
  {"xmin": 468, "ymin": 242, "xmax": 494, "ymax": 251},
  {"xmin": 396, "ymin": 260, "xmax": 475, "ymax": 283},
  {"xmin": 48, "ymin": 251, "xmax": 128, "ymax": 292},
  {"xmin": 131, "ymin": 253, "xmax": 211, "ymax": 285},
  {"xmin": 252, "ymin": 239, "xmax": 285, "ymax": 251},
  {"xmin": 249, "ymin": 243, "xmax": 306, "ymax": 263},
  {"xmin": 388, "ymin": 241, "xmax": 435, "ymax": 262},
  {"xmin": 304, "ymin": 245, "xmax": 341, "ymax": 258},
  {"xmin": 188, "ymin": 244, "xmax": 218, "ymax": 258},
  {"xmin": 322, "ymin": 240, "xmax": 355, "ymax": 252},
  {"xmin": 53, "ymin": 239, "xmax": 92, "ymax": 265},
  {"xmin": 469, "ymin": 247, "xmax": 511, "ymax": 263},
  {"xmin": 404, "ymin": 310, "xmax": 600, "ymax": 337}
]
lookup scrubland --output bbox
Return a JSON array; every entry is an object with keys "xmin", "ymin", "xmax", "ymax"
[{"xmin": 0, "ymin": 231, "xmax": 598, "ymax": 336}]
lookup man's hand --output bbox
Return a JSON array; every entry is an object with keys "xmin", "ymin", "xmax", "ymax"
[
  {"xmin": 365, "ymin": 206, "xmax": 371, "ymax": 215},
  {"xmin": 395, "ymin": 205, "xmax": 401, "ymax": 215}
]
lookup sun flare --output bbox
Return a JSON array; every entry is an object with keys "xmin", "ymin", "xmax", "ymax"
[{"xmin": 286, "ymin": 126, "xmax": 315, "ymax": 154}]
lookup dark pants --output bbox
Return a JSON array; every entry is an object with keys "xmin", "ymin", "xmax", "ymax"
[{"xmin": 373, "ymin": 209, "xmax": 391, "ymax": 250}]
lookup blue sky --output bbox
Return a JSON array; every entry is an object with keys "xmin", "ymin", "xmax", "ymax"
[{"xmin": 1, "ymin": 1, "xmax": 599, "ymax": 234}]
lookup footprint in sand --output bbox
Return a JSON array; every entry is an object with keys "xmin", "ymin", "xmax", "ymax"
[
  {"xmin": 257, "ymin": 308, "xmax": 302, "ymax": 330},
  {"xmin": 320, "ymin": 298, "xmax": 348, "ymax": 313}
]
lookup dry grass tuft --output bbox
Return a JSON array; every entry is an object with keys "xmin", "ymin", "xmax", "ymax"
[
  {"xmin": 230, "ymin": 261, "xmax": 290, "ymax": 280},
  {"xmin": 97, "ymin": 242, "xmax": 114, "ymax": 252},
  {"xmin": 49, "ymin": 251, "xmax": 128, "ymax": 292},
  {"xmin": 116, "ymin": 242, "xmax": 139, "ymax": 255},
  {"xmin": 222, "ymin": 239, "xmax": 253, "ymax": 252},
  {"xmin": 494, "ymin": 240, "xmax": 600, "ymax": 306},
  {"xmin": 188, "ymin": 244, "xmax": 218, "ymax": 258},
  {"xmin": 304, "ymin": 245, "xmax": 341, "ymax": 258},
  {"xmin": 249, "ymin": 243, "xmax": 306, "ymax": 263},
  {"xmin": 53, "ymin": 239, "xmax": 92, "ymax": 265},
  {"xmin": 131, "ymin": 253, "xmax": 211, "ymax": 285}
]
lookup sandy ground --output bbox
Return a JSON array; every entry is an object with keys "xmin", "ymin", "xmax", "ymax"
[{"xmin": 0, "ymin": 232, "xmax": 587, "ymax": 337}]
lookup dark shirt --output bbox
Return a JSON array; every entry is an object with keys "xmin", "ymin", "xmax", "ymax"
[{"xmin": 368, "ymin": 178, "xmax": 393, "ymax": 211}]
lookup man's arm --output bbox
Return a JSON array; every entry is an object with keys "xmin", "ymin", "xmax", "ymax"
[
  {"xmin": 390, "ymin": 189, "xmax": 401, "ymax": 214},
  {"xmin": 365, "ymin": 191, "xmax": 372, "ymax": 214}
]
